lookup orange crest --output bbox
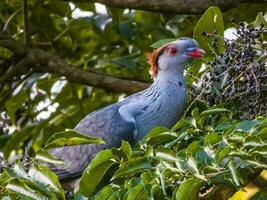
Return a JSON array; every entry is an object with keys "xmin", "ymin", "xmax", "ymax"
[{"xmin": 147, "ymin": 46, "xmax": 166, "ymax": 78}]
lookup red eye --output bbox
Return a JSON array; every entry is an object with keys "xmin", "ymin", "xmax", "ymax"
[{"xmin": 167, "ymin": 46, "xmax": 177, "ymax": 55}]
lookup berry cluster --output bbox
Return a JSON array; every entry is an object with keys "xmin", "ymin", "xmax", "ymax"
[{"xmin": 193, "ymin": 23, "xmax": 266, "ymax": 119}]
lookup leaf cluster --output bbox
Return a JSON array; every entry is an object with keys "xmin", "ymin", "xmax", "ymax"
[
  {"xmin": 1, "ymin": 105, "xmax": 267, "ymax": 200},
  {"xmin": 78, "ymin": 106, "xmax": 267, "ymax": 200}
]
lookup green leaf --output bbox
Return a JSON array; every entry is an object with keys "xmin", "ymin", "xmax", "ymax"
[
  {"xmin": 215, "ymin": 146, "xmax": 231, "ymax": 165},
  {"xmin": 79, "ymin": 149, "xmax": 119, "ymax": 197},
  {"xmin": 184, "ymin": 116, "xmax": 197, "ymax": 128},
  {"xmin": 35, "ymin": 149, "xmax": 64, "ymax": 165},
  {"xmin": 125, "ymin": 184, "xmax": 147, "ymax": 200},
  {"xmin": 193, "ymin": 6, "xmax": 224, "ymax": 57},
  {"xmin": 92, "ymin": 185, "xmax": 114, "ymax": 200},
  {"xmin": 44, "ymin": 0, "xmax": 70, "ymax": 17},
  {"xmin": 186, "ymin": 141, "xmax": 201, "ymax": 156},
  {"xmin": 252, "ymin": 12, "xmax": 267, "ymax": 27},
  {"xmin": 236, "ymin": 120, "xmax": 260, "ymax": 133},
  {"xmin": 250, "ymin": 145, "xmax": 267, "ymax": 157},
  {"xmin": 0, "ymin": 134, "xmax": 11, "ymax": 150},
  {"xmin": 228, "ymin": 160, "xmax": 241, "ymax": 187},
  {"xmin": 251, "ymin": 187, "xmax": 267, "ymax": 200},
  {"xmin": 145, "ymin": 127, "xmax": 170, "ymax": 139},
  {"xmin": 28, "ymin": 164, "xmax": 65, "ymax": 200},
  {"xmin": 44, "ymin": 129, "xmax": 105, "ymax": 149},
  {"xmin": 5, "ymin": 89, "xmax": 28, "ymax": 124},
  {"xmin": 215, "ymin": 122, "xmax": 234, "ymax": 131},
  {"xmin": 176, "ymin": 178, "xmax": 204, "ymax": 200},
  {"xmin": 245, "ymin": 160, "xmax": 267, "ymax": 169},
  {"xmin": 120, "ymin": 141, "xmax": 132, "ymax": 160},
  {"xmin": 6, "ymin": 178, "xmax": 48, "ymax": 200},
  {"xmin": 0, "ymin": 170, "xmax": 13, "ymax": 186},
  {"xmin": 111, "ymin": 140, "xmax": 132, "ymax": 162},
  {"xmin": 204, "ymin": 133, "xmax": 222, "ymax": 146},
  {"xmin": 196, "ymin": 148, "xmax": 215, "ymax": 166},
  {"xmin": 171, "ymin": 118, "xmax": 190, "ymax": 131},
  {"xmin": 144, "ymin": 127, "xmax": 177, "ymax": 145},
  {"xmin": 3, "ymin": 125, "xmax": 35, "ymax": 159},
  {"xmin": 112, "ymin": 56, "xmax": 138, "ymax": 69},
  {"xmin": 186, "ymin": 156, "xmax": 201, "ymax": 176},
  {"xmin": 187, "ymin": 61, "xmax": 202, "ymax": 76},
  {"xmin": 140, "ymin": 172, "xmax": 156, "ymax": 185},
  {"xmin": 13, "ymin": 160, "xmax": 28, "ymax": 179},
  {"xmin": 156, "ymin": 167, "xmax": 166, "ymax": 196},
  {"xmin": 150, "ymin": 38, "xmax": 177, "ymax": 48},
  {"xmin": 191, "ymin": 107, "xmax": 200, "ymax": 122},
  {"xmin": 73, "ymin": 192, "xmax": 88, "ymax": 200},
  {"xmin": 112, "ymin": 157, "xmax": 154, "ymax": 180},
  {"xmin": 199, "ymin": 108, "xmax": 232, "ymax": 127},
  {"xmin": 144, "ymin": 184, "xmax": 154, "ymax": 200},
  {"xmin": 199, "ymin": 108, "xmax": 231, "ymax": 118},
  {"xmin": 146, "ymin": 131, "xmax": 177, "ymax": 146},
  {"xmin": 155, "ymin": 146, "xmax": 178, "ymax": 163}
]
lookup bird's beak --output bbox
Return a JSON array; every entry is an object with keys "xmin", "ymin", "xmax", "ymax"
[{"xmin": 186, "ymin": 47, "xmax": 205, "ymax": 58}]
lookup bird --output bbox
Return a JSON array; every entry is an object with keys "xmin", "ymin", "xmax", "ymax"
[{"xmin": 49, "ymin": 37, "xmax": 205, "ymax": 181}]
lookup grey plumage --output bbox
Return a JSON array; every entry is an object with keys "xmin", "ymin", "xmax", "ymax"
[{"xmin": 49, "ymin": 37, "xmax": 204, "ymax": 180}]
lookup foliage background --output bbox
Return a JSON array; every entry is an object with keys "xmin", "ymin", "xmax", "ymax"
[{"xmin": 0, "ymin": 0, "xmax": 266, "ymax": 199}]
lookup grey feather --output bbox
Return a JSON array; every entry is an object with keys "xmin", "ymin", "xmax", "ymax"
[{"xmin": 49, "ymin": 102, "xmax": 136, "ymax": 179}]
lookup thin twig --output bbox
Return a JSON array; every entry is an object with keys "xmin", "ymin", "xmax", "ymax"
[
  {"xmin": 22, "ymin": 0, "xmax": 29, "ymax": 44},
  {"xmin": 0, "ymin": 56, "xmax": 32, "ymax": 85},
  {"xmin": 0, "ymin": 71, "xmax": 33, "ymax": 106},
  {"xmin": 183, "ymin": 82, "xmax": 212, "ymax": 118},
  {"xmin": 222, "ymin": 54, "xmax": 267, "ymax": 95},
  {"xmin": 2, "ymin": 9, "xmax": 22, "ymax": 33}
]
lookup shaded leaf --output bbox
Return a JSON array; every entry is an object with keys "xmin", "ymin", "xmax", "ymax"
[
  {"xmin": 5, "ymin": 90, "xmax": 28, "ymax": 124},
  {"xmin": 79, "ymin": 149, "xmax": 118, "ymax": 197},
  {"xmin": 3, "ymin": 125, "xmax": 35, "ymax": 159},
  {"xmin": 236, "ymin": 120, "xmax": 260, "ymax": 133}
]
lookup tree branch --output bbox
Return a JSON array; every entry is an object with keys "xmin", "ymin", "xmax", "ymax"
[
  {"xmin": 0, "ymin": 34, "xmax": 26, "ymax": 55},
  {"xmin": 200, "ymin": 170, "xmax": 263, "ymax": 200},
  {"xmin": 35, "ymin": 50, "xmax": 149, "ymax": 94},
  {"xmin": 65, "ymin": 0, "xmax": 265, "ymax": 14},
  {"xmin": 200, "ymin": 185, "xmax": 236, "ymax": 200},
  {"xmin": 0, "ymin": 33, "xmax": 150, "ymax": 94}
]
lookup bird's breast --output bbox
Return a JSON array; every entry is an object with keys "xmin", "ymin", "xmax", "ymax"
[{"xmin": 135, "ymin": 81, "xmax": 186, "ymax": 140}]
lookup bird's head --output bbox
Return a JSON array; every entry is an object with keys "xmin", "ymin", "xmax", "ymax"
[{"xmin": 149, "ymin": 37, "xmax": 205, "ymax": 78}]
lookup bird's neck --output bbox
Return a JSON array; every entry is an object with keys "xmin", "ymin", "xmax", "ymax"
[{"xmin": 154, "ymin": 68, "xmax": 185, "ymax": 87}]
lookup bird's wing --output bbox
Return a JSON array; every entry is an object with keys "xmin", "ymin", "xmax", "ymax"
[{"xmin": 49, "ymin": 102, "xmax": 137, "ymax": 179}]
